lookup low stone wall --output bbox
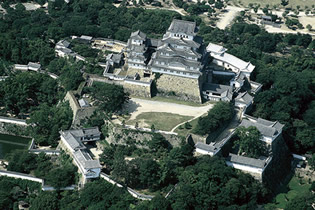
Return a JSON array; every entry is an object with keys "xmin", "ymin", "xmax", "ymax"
[
  {"xmin": 0, "ymin": 121, "xmax": 29, "ymax": 137},
  {"xmin": 155, "ymin": 74, "xmax": 202, "ymax": 103}
]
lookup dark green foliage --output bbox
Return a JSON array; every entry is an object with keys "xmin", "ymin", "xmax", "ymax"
[
  {"xmin": 198, "ymin": 22, "xmax": 314, "ymax": 155},
  {"xmin": 285, "ymin": 18, "xmax": 303, "ymax": 29},
  {"xmin": 84, "ymin": 82, "xmax": 129, "ymax": 114},
  {"xmin": 34, "ymin": 153, "xmax": 53, "ymax": 178},
  {"xmin": 0, "ymin": 72, "xmax": 59, "ymax": 115},
  {"xmin": 79, "ymin": 179, "xmax": 135, "ymax": 209},
  {"xmin": 169, "ymin": 156, "xmax": 267, "ymax": 209},
  {"xmin": 136, "ymin": 195, "xmax": 171, "ymax": 210},
  {"xmin": 45, "ymin": 165, "xmax": 77, "ymax": 189},
  {"xmin": 124, "ymin": 158, "xmax": 160, "ymax": 190},
  {"xmin": 6, "ymin": 150, "xmax": 37, "ymax": 173},
  {"xmin": 71, "ymin": 41, "xmax": 100, "ymax": 58},
  {"xmin": 148, "ymin": 133, "xmax": 170, "ymax": 152},
  {"xmin": 284, "ymin": 192, "xmax": 315, "ymax": 210},
  {"xmin": 0, "ymin": 176, "xmax": 41, "ymax": 210},
  {"xmin": 57, "ymin": 63, "xmax": 84, "ymax": 91},
  {"xmin": 234, "ymin": 126, "xmax": 266, "ymax": 158},
  {"xmin": 309, "ymin": 154, "xmax": 315, "ymax": 171},
  {"xmin": 48, "ymin": 58, "xmax": 84, "ymax": 91},
  {"xmin": 30, "ymin": 191, "xmax": 59, "ymax": 210},
  {"xmin": 193, "ymin": 101, "xmax": 234, "ymax": 135},
  {"xmin": 27, "ymin": 102, "xmax": 73, "ymax": 146}
]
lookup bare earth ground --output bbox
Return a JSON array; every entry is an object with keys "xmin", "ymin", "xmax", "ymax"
[
  {"xmin": 216, "ymin": 6, "xmax": 245, "ymax": 29},
  {"xmin": 11, "ymin": 2, "xmax": 41, "ymax": 11},
  {"xmin": 217, "ymin": 5, "xmax": 315, "ymax": 35},
  {"xmin": 124, "ymin": 98, "xmax": 213, "ymax": 121},
  {"xmin": 232, "ymin": 0, "xmax": 314, "ymax": 8}
]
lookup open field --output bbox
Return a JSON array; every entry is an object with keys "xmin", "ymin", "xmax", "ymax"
[
  {"xmin": 265, "ymin": 176, "xmax": 311, "ymax": 209},
  {"xmin": 126, "ymin": 112, "xmax": 193, "ymax": 131},
  {"xmin": 174, "ymin": 116, "xmax": 200, "ymax": 137},
  {"xmin": 232, "ymin": 0, "xmax": 315, "ymax": 8}
]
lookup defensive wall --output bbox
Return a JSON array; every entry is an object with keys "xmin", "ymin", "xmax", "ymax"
[
  {"xmin": 0, "ymin": 116, "xmax": 29, "ymax": 137},
  {"xmin": 0, "ymin": 170, "xmax": 44, "ymax": 184},
  {"xmin": 87, "ymin": 74, "xmax": 152, "ymax": 98},
  {"xmin": 0, "ymin": 170, "xmax": 76, "ymax": 191},
  {"xmin": 105, "ymin": 123, "xmax": 184, "ymax": 149},
  {"xmin": 154, "ymin": 74, "xmax": 204, "ymax": 103},
  {"xmin": 100, "ymin": 172, "xmax": 154, "ymax": 200},
  {"xmin": 0, "ymin": 116, "xmax": 27, "ymax": 126},
  {"xmin": 64, "ymin": 91, "xmax": 96, "ymax": 127}
]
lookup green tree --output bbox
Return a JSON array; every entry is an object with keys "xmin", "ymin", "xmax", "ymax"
[
  {"xmin": 234, "ymin": 126, "xmax": 266, "ymax": 158},
  {"xmin": 30, "ymin": 191, "xmax": 59, "ymax": 210},
  {"xmin": 281, "ymin": 0, "xmax": 289, "ymax": 7},
  {"xmin": 0, "ymin": 72, "xmax": 59, "ymax": 115},
  {"xmin": 27, "ymin": 102, "xmax": 73, "ymax": 146},
  {"xmin": 148, "ymin": 133, "xmax": 170, "ymax": 152},
  {"xmin": 306, "ymin": 24, "xmax": 312, "ymax": 31},
  {"xmin": 46, "ymin": 165, "xmax": 77, "ymax": 189},
  {"xmin": 194, "ymin": 102, "xmax": 234, "ymax": 135},
  {"xmin": 84, "ymin": 82, "xmax": 129, "ymax": 114},
  {"xmin": 6, "ymin": 150, "xmax": 37, "ymax": 173},
  {"xmin": 308, "ymin": 154, "xmax": 315, "ymax": 171},
  {"xmin": 169, "ymin": 156, "xmax": 265, "ymax": 209}
]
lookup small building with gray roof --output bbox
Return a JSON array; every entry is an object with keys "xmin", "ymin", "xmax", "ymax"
[
  {"xmin": 239, "ymin": 117, "xmax": 284, "ymax": 145},
  {"xmin": 202, "ymin": 83, "xmax": 233, "ymax": 102},
  {"xmin": 59, "ymin": 127, "xmax": 101, "ymax": 181},
  {"xmin": 226, "ymin": 153, "xmax": 272, "ymax": 180},
  {"xmin": 195, "ymin": 142, "xmax": 221, "ymax": 156},
  {"xmin": 235, "ymin": 92, "xmax": 254, "ymax": 109}
]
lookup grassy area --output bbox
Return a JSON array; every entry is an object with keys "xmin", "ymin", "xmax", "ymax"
[
  {"xmin": 132, "ymin": 96, "xmax": 212, "ymax": 107},
  {"xmin": 264, "ymin": 176, "xmax": 311, "ymax": 209},
  {"xmin": 175, "ymin": 116, "xmax": 200, "ymax": 137},
  {"xmin": 127, "ymin": 112, "xmax": 193, "ymax": 131},
  {"xmin": 232, "ymin": 0, "xmax": 314, "ymax": 8}
]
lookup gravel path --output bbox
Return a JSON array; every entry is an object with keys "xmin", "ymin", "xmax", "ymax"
[{"xmin": 124, "ymin": 98, "xmax": 213, "ymax": 121}]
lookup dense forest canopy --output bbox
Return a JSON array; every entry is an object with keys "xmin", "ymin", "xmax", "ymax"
[
  {"xmin": 0, "ymin": 0, "xmax": 314, "ymax": 209},
  {"xmin": 0, "ymin": 72, "xmax": 59, "ymax": 116}
]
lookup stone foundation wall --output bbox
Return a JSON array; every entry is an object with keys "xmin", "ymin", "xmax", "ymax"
[
  {"xmin": 155, "ymin": 74, "xmax": 203, "ymax": 103},
  {"xmin": 0, "ymin": 122, "xmax": 29, "ymax": 137},
  {"xmin": 64, "ymin": 91, "xmax": 81, "ymax": 119},
  {"xmin": 123, "ymin": 82, "xmax": 151, "ymax": 98}
]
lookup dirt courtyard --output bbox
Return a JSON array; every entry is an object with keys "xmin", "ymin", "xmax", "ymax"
[{"xmin": 124, "ymin": 98, "xmax": 213, "ymax": 121}]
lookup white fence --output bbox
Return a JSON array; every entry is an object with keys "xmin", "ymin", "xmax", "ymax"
[
  {"xmin": 0, "ymin": 170, "xmax": 44, "ymax": 184},
  {"xmin": 0, "ymin": 116, "xmax": 27, "ymax": 126},
  {"xmin": 100, "ymin": 173, "xmax": 154, "ymax": 200}
]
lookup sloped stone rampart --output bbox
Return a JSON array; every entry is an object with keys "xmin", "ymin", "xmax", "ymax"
[
  {"xmin": 104, "ymin": 124, "xmax": 183, "ymax": 149},
  {"xmin": 155, "ymin": 74, "xmax": 202, "ymax": 103},
  {"xmin": 123, "ymin": 82, "xmax": 151, "ymax": 98}
]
